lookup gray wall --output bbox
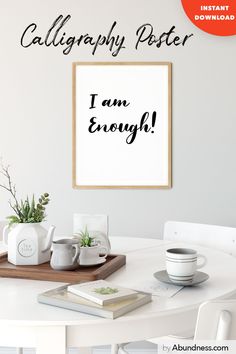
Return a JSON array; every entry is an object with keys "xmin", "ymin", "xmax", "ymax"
[{"xmin": 0, "ymin": 0, "xmax": 236, "ymax": 238}]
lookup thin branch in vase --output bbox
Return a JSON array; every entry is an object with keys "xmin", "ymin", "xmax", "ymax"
[
  {"xmin": 0, "ymin": 163, "xmax": 21, "ymax": 215},
  {"xmin": 0, "ymin": 161, "xmax": 50, "ymax": 226}
]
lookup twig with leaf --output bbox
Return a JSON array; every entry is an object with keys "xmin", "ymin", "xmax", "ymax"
[{"xmin": 0, "ymin": 162, "xmax": 50, "ymax": 227}]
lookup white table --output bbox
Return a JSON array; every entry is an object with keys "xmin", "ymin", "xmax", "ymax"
[{"xmin": 0, "ymin": 237, "xmax": 236, "ymax": 354}]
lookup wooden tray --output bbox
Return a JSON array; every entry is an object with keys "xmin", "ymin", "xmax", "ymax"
[{"xmin": 0, "ymin": 253, "xmax": 126, "ymax": 282}]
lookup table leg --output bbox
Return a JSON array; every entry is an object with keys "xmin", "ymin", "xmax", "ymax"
[
  {"xmin": 16, "ymin": 349, "xmax": 23, "ymax": 354},
  {"xmin": 111, "ymin": 344, "xmax": 119, "ymax": 354},
  {"xmin": 36, "ymin": 326, "xmax": 66, "ymax": 354}
]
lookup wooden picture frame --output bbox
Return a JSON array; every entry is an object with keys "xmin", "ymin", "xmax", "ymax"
[{"xmin": 72, "ymin": 62, "xmax": 172, "ymax": 189}]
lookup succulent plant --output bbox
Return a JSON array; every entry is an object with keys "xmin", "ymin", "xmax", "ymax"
[{"xmin": 78, "ymin": 226, "xmax": 97, "ymax": 247}]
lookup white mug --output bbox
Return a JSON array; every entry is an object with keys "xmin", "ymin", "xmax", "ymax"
[
  {"xmin": 50, "ymin": 239, "xmax": 80, "ymax": 270},
  {"xmin": 79, "ymin": 245, "xmax": 108, "ymax": 266},
  {"xmin": 166, "ymin": 248, "xmax": 207, "ymax": 283}
]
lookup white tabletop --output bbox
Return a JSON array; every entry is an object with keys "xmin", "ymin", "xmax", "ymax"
[{"xmin": 0, "ymin": 237, "xmax": 236, "ymax": 346}]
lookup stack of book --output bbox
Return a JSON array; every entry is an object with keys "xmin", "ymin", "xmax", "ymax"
[{"xmin": 38, "ymin": 279, "xmax": 152, "ymax": 319}]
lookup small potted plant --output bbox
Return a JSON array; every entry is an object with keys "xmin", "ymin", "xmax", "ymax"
[
  {"xmin": 79, "ymin": 227, "xmax": 98, "ymax": 247},
  {"xmin": 0, "ymin": 163, "xmax": 55, "ymax": 265},
  {"xmin": 78, "ymin": 227, "xmax": 108, "ymax": 266}
]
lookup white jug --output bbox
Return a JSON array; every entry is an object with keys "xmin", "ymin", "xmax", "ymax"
[
  {"xmin": 50, "ymin": 239, "xmax": 80, "ymax": 270},
  {"xmin": 3, "ymin": 223, "xmax": 55, "ymax": 265}
]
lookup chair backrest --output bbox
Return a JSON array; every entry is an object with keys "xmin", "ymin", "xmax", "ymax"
[
  {"xmin": 164, "ymin": 221, "xmax": 236, "ymax": 257},
  {"xmin": 194, "ymin": 299, "xmax": 236, "ymax": 340},
  {"xmin": 0, "ymin": 220, "xmax": 7, "ymax": 241}
]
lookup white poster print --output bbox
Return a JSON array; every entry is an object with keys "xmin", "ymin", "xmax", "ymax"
[{"xmin": 73, "ymin": 62, "xmax": 171, "ymax": 188}]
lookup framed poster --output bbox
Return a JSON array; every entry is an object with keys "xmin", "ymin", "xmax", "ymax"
[{"xmin": 72, "ymin": 62, "xmax": 172, "ymax": 189}]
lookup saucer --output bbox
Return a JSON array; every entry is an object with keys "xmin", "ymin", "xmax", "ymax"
[
  {"xmin": 153, "ymin": 270, "xmax": 209, "ymax": 286},
  {"xmin": 79, "ymin": 258, "xmax": 107, "ymax": 267}
]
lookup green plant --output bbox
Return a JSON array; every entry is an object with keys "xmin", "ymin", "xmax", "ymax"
[
  {"xmin": 79, "ymin": 226, "xmax": 96, "ymax": 247},
  {"xmin": 0, "ymin": 163, "xmax": 50, "ymax": 227},
  {"xmin": 94, "ymin": 287, "xmax": 119, "ymax": 295}
]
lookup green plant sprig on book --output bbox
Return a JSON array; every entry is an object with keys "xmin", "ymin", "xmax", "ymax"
[
  {"xmin": 94, "ymin": 287, "xmax": 119, "ymax": 295},
  {"xmin": 0, "ymin": 163, "xmax": 50, "ymax": 227},
  {"xmin": 79, "ymin": 226, "xmax": 97, "ymax": 247}
]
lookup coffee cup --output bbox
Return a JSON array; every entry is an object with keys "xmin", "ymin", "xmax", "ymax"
[
  {"xmin": 79, "ymin": 245, "xmax": 108, "ymax": 266},
  {"xmin": 166, "ymin": 248, "xmax": 207, "ymax": 284},
  {"xmin": 50, "ymin": 238, "xmax": 80, "ymax": 270}
]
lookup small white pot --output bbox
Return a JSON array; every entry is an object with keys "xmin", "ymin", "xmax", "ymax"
[
  {"xmin": 79, "ymin": 244, "xmax": 108, "ymax": 266},
  {"xmin": 3, "ymin": 223, "xmax": 55, "ymax": 265}
]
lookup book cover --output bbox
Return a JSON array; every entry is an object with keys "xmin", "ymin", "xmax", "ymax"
[
  {"xmin": 68, "ymin": 280, "xmax": 138, "ymax": 305},
  {"xmin": 38, "ymin": 285, "xmax": 152, "ymax": 319}
]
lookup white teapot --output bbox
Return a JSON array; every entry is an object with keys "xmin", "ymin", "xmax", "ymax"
[{"xmin": 3, "ymin": 223, "xmax": 55, "ymax": 265}]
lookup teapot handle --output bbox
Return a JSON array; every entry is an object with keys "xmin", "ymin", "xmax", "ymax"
[
  {"xmin": 3, "ymin": 225, "xmax": 9, "ymax": 246},
  {"xmin": 42, "ymin": 225, "xmax": 56, "ymax": 252}
]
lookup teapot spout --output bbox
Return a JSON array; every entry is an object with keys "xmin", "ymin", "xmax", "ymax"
[{"xmin": 42, "ymin": 225, "xmax": 56, "ymax": 252}]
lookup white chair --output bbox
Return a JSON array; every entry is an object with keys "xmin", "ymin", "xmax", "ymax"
[
  {"xmin": 119, "ymin": 299, "xmax": 236, "ymax": 353},
  {"xmin": 118, "ymin": 221, "xmax": 236, "ymax": 354},
  {"xmin": 195, "ymin": 299, "xmax": 236, "ymax": 340},
  {"xmin": 164, "ymin": 221, "xmax": 236, "ymax": 257}
]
